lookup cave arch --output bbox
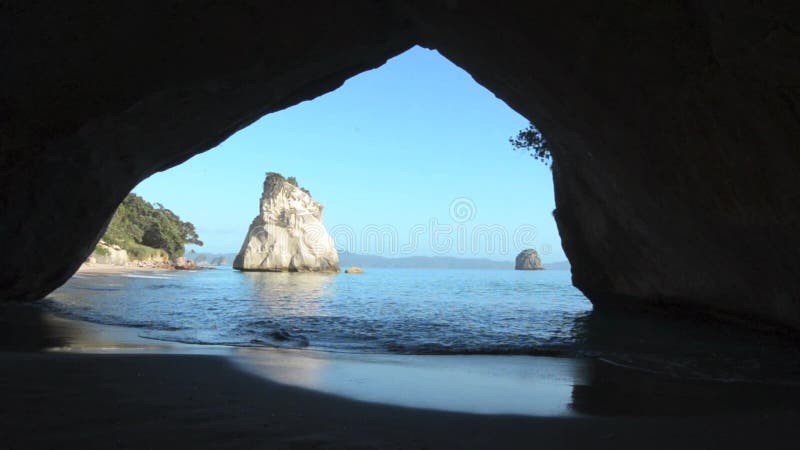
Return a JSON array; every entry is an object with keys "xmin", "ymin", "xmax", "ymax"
[{"xmin": 3, "ymin": 1, "xmax": 800, "ymax": 328}]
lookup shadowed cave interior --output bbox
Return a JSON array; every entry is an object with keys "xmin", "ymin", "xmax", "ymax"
[
  {"xmin": 4, "ymin": 2, "xmax": 800, "ymax": 448},
  {"xmin": 4, "ymin": 1, "xmax": 800, "ymax": 330}
]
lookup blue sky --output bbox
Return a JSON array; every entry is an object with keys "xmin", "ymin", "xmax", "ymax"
[{"xmin": 133, "ymin": 46, "xmax": 564, "ymax": 262}]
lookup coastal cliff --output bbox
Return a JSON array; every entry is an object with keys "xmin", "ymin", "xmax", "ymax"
[
  {"xmin": 5, "ymin": 2, "xmax": 800, "ymax": 329},
  {"xmin": 87, "ymin": 240, "xmax": 130, "ymax": 266},
  {"xmin": 84, "ymin": 240, "xmax": 173, "ymax": 270},
  {"xmin": 233, "ymin": 173, "xmax": 339, "ymax": 272}
]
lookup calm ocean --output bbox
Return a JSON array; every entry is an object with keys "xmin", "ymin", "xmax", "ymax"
[{"xmin": 43, "ymin": 267, "xmax": 592, "ymax": 355}]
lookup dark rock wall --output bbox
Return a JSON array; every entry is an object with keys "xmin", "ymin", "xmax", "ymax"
[
  {"xmin": 3, "ymin": 1, "xmax": 800, "ymax": 328},
  {"xmin": 1, "ymin": 1, "xmax": 415, "ymax": 300},
  {"xmin": 403, "ymin": 1, "xmax": 800, "ymax": 327}
]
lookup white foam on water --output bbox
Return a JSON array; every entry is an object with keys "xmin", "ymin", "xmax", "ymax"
[{"xmin": 121, "ymin": 274, "xmax": 175, "ymax": 280}]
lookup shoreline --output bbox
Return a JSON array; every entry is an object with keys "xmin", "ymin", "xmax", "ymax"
[
  {"xmin": 26, "ymin": 269, "xmax": 800, "ymax": 448},
  {"xmin": 77, "ymin": 262, "xmax": 176, "ymax": 275},
  {"xmin": 1, "ymin": 308, "xmax": 799, "ymax": 447},
  {"xmin": 37, "ymin": 311, "xmax": 586, "ymax": 416},
  {"xmin": 76, "ymin": 262, "xmax": 215, "ymax": 275},
  {"xmin": 2, "ymin": 351, "xmax": 799, "ymax": 449}
]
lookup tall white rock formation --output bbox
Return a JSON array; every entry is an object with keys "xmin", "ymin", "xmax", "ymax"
[{"xmin": 233, "ymin": 173, "xmax": 340, "ymax": 272}]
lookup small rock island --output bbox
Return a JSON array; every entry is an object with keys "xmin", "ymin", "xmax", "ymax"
[
  {"xmin": 515, "ymin": 249, "xmax": 544, "ymax": 270},
  {"xmin": 233, "ymin": 172, "xmax": 340, "ymax": 272}
]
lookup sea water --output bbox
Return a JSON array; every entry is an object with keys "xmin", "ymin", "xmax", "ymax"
[
  {"xmin": 43, "ymin": 267, "xmax": 591, "ymax": 355},
  {"xmin": 39, "ymin": 266, "xmax": 800, "ymax": 415}
]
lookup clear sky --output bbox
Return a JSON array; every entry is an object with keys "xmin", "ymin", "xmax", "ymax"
[{"xmin": 133, "ymin": 46, "xmax": 565, "ymax": 262}]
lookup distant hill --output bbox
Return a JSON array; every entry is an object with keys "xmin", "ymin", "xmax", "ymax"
[
  {"xmin": 339, "ymin": 252, "xmax": 512, "ymax": 270},
  {"xmin": 186, "ymin": 252, "xmax": 238, "ymax": 266},
  {"xmin": 341, "ymin": 252, "xmax": 573, "ymax": 270},
  {"xmin": 189, "ymin": 250, "xmax": 571, "ymax": 270},
  {"xmin": 545, "ymin": 260, "xmax": 571, "ymax": 271}
]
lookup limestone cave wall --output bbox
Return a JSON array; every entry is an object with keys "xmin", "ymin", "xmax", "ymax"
[{"xmin": 3, "ymin": 1, "xmax": 800, "ymax": 328}]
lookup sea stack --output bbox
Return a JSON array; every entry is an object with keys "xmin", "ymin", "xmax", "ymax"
[
  {"xmin": 515, "ymin": 249, "xmax": 544, "ymax": 270},
  {"xmin": 233, "ymin": 172, "xmax": 340, "ymax": 272}
]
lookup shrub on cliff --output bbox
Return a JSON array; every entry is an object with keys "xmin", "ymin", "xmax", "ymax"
[
  {"xmin": 266, "ymin": 172, "xmax": 286, "ymax": 183},
  {"xmin": 265, "ymin": 172, "xmax": 310, "ymax": 196},
  {"xmin": 124, "ymin": 242, "xmax": 169, "ymax": 261},
  {"xmin": 510, "ymin": 122, "xmax": 551, "ymax": 166},
  {"xmin": 103, "ymin": 194, "xmax": 202, "ymax": 260}
]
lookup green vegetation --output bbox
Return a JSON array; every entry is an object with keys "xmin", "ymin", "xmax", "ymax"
[
  {"xmin": 266, "ymin": 172, "xmax": 311, "ymax": 196},
  {"xmin": 510, "ymin": 122, "xmax": 551, "ymax": 166},
  {"xmin": 267, "ymin": 172, "xmax": 286, "ymax": 183},
  {"xmin": 93, "ymin": 245, "xmax": 110, "ymax": 257},
  {"xmin": 124, "ymin": 242, "xmax": 170, "ymax": 261},
  {"xmin": 102, "ymin": 193, "xmax": 202, "ymax": 260}
]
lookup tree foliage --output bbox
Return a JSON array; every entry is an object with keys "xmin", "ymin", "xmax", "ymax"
[
  {"xmin": 267, "ymin": 172, "xmax": 286, "ymax": 183},
  {"xmin": 510, "ymin": 122, "xmax": 551, "ymax": 166},
  {"xmin": 103, "ymin": 194, "xmax": 203, "ymax": 259},
  {"xmin": 266, "ymin": 172, "xmax": 310, "ymax": 196}
]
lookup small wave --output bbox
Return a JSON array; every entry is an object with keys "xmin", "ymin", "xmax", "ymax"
[
  {"xmin": 141, "ymin": 333, "xmax": 311, "ymax": 350},
  {"xmin": 252, "ymin": 335, "xmax": 310, "ymax": 348},
  {"xmin": 138, "ymin": 335, "xmax": 244, "ymax": 347},
  {"xmin": 92, "ymin": 319, "xmax": 190, "ymax": 332},
  {"xmin": 240, "ymin": 319, "xmax": 279, "ymax": 328},
  {"xmin": 144, "ymin": 283, "xmax": 183, "ymax": 290},
  {"xmin": 384, "ymin": 342, "xmax": 573, "ymax": 357},
  {"xmin": 252, "ymin": 328, "xmax": 311, "ymax": 348},
  {"xmin": 74, "ymin": 286, "xmax": 127, "ymax": 292},
  {"xmin": 39, "ymin": 305, "xmax": 190, "ymax": 332},
  {"xmin": 122, "ymin": 274, "xmax": 175, "ymax": 280}
]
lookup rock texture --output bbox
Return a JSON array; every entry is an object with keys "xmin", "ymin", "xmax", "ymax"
[
  {"xmin": 4, "ymin": 2, "xmax": 800, "ymax": 329},
  {"xmin": 233, "ymin": 174, "xmax": 339, "ymax": 272},
  {"xmin": 174, "ymin": 257, "xmax": 199, "ymax": 271},
  {"xmin": 85, "ymin": 240, "xmax": 172, "ymax": 269},
  {"xmin": 89, "ymin": 241, "xmax": 129, "ymax": 266},
  {"xmin": 515, "ymin": 250, "xmax": 543, "ymax": 271}
]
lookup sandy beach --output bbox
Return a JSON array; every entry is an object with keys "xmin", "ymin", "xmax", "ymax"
[
  {"xmin": 76, "ymin": 262, "xmax": 176, "ymax": 275},
  {"xmin": 1, "ymin": 305, "xmax": 799, "ymax": 449}
]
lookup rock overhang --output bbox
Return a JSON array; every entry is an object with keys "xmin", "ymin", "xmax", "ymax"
[{"xmin": 2, "ymin": 2, "xmax": 800, "ymax": 330}]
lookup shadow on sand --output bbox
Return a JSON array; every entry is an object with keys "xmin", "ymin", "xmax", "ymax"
[{"xmin": 0, "ymin": 305, "xmax": 798, "ymax": 448}]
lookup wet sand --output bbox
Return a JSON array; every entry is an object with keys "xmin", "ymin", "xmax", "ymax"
[
  {"xmin": 1, "ymin": 351, "xmax": 799, "ymax": 449},
  {"xmin": 1, "ymin": 306, "xmax": 799, "ymax": 448},
  {"xmin": 233, "ymin": 349, "xmax": 587, "ymax": 417}
]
